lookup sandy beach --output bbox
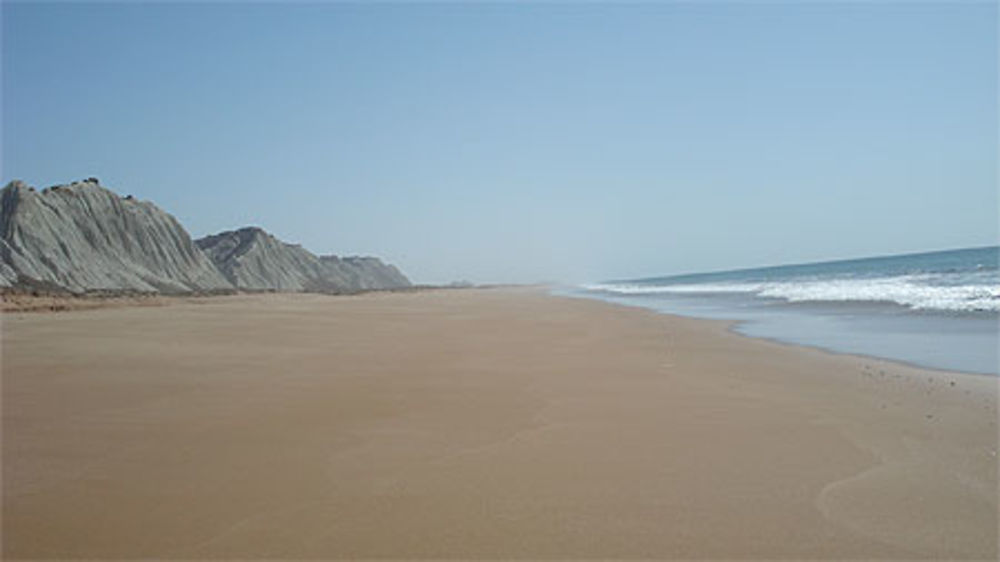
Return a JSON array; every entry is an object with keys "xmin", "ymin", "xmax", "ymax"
[{"xmin": 2, "ymin": 288, "xmax": 997, "ymax": 559}]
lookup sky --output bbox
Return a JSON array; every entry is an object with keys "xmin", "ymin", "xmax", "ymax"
[{"xmin": 2, "ymin": 2, "xmax": 996, "ymax": 284}]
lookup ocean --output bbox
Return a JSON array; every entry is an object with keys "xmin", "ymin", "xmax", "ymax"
[{"xmin": 570, "ymin": 246, "xmax": 999, "ymax": 375}]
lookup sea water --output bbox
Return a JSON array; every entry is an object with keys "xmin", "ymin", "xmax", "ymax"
[{"xmin": 570, "ymin": 246, "xmax": 999, "ymax": 375}]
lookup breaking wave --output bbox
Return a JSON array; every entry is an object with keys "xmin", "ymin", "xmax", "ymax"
[{"xmin": 583, "ymin": 274, "xmax": 1000, "ymax": 312}]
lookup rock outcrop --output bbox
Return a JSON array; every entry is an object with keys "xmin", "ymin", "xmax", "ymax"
[
  {"xmin": 325, "ymin": 256, "xmax": 411, "ymax": 290},
  {"xmin": 0, "ymin": 178, "xmax": 412, "ymax": 295},
  {"xmin": 0, "ymin": 179, "xmax": 232, "ymax": 293},
  {"xmin": 196, "ymin": 227, "xmax": 411, "ymax": 292}
]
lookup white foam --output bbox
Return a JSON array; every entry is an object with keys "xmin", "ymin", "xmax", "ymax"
[{"xmin": 584, "ymin": 276, "xmax": 1000, "ymax": 312}]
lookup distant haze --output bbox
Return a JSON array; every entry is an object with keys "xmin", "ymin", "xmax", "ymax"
[{"xmin": 3, "ymin": 3, "xmax": 996, "ymax": 284}]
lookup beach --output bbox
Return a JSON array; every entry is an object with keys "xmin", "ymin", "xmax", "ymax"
[{"xmin": 2, "ymin": 288, "xmax": 997, "ymax": 559}]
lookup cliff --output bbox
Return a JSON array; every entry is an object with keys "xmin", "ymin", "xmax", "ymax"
[
  {"xmin": 196, "ymin": 227, "xmax": 411, "ymax": 292},
  {"xmin": 0, "ymin": 179, "xmax": 232, "ymax": 293},
  {"xmin": 0, "ymin": 178, "xmax": 413, "ymax": 295}
]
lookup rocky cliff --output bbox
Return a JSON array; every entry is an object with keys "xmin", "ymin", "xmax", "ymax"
[
  {"xmin": 327, "ymin": 256, "xmax": 411, "ymax": 290},
  {"xmin": 196, "ymin": 227, "xmax": 411, "ymax": 292},
  {"xmin": 0, "ymin": 178, "xmax": 412, "ymax": 295},
  {"xmin": 0, "ymin": 179, "xmax": 232, "ymax": 293}
]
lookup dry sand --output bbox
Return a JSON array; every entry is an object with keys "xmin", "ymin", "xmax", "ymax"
[
  {"xmin": 2, "ymin": 288, "xmax": 997, "ymax": 559},
  {"xmin": 0, "ymin": 291, "xmax": 171, "ymax": 313}
]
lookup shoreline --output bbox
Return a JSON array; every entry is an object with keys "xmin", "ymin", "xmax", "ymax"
[
  {"xmin": 549, "ymin": 289, "xmax": 998, "ymax": 396},
  {"xmin": 3, "ymin": 288, "xmax": 997, "ymax": 558},
  {"xmin": 560, "ymin": 288, "xmax": 1000, "ymax": 378},
  {"xmin": 728, "ymin": 324, "xmax": 1000, "ymax": 380},
  {"xmin": 583, "ymin": 294, "xmax": 999, "ymax": 380},
  {"xmin": 628, "ymin": 297, "xmax": 998, "ymax": 379}
]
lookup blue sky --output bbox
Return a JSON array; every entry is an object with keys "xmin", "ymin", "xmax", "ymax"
[{"xmin": 3, "ymin": 2, "xmax": 996, "ymax": 283}]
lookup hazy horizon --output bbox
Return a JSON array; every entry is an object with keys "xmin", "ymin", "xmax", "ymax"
[
  {"xmin": 600, "ymin": 243, "xmax": 1000, "ymax": 285},
  {"xmin": 3, "ymin": 2, "xmax": 996, "ymax": 284}
]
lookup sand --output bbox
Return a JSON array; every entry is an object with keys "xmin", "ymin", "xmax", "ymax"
[
  {"xmin": 0, "ymin": 291, "xmax": 171, "ymax": 313},
  {"xmin": 2, "ymin": 288, "xmax": 997, "ymax": 559}
]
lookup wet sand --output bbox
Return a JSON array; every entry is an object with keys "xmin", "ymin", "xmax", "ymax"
[{"xmin": 2, "ymin": 289, "xmax": 997, "ymax": 559}]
